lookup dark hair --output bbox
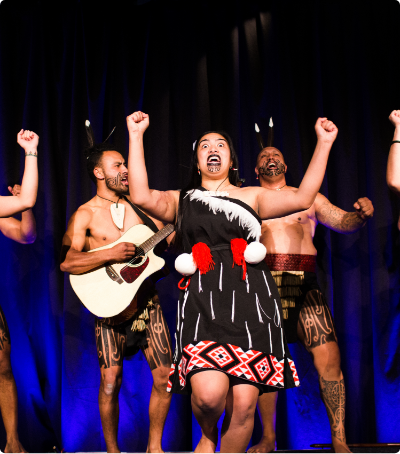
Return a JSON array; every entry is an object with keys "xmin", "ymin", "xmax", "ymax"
[
  {"xmin": 173, "ymin": 130, "xmax": 240, "ymax": 252},
  {"xmin": 84, "ymin": 143, "xmax": 123, "ymax": 184}
]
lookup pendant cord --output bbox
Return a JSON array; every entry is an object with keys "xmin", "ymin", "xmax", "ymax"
[
  {"xmin": 97, "ymin": 194, "xmax": 120, "ymax": 207},
  {"xmin": 275, "ymin": 184, "xmax": 287, "ymax": 191},
  {"xmin": 204, "ymin": 176, "xmax": 229, "ymax": 193}
]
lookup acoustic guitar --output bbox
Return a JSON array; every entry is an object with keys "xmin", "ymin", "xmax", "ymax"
[{"xmin": 70, "ymin": 223, "xmax": 174, "ymax": 317}]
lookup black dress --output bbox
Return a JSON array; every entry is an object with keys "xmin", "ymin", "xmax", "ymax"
[{"xmin": 167, "ymin": 188, "xmax": 300, "ymax": 394}]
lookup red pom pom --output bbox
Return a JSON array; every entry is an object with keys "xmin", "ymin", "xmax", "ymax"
[
  {"xmin": 231, "ymin": 238, "xmax": 248, "ymax": 281},
  {"xmin": 192, "ymin": 242, "xmax": 215, "ymax": 275}
]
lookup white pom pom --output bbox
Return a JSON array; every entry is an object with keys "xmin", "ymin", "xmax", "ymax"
[
  {"xmin": 175, "ymin": 253, "xmax": 197, "ymax": 276},
  {"xmin": 244, "ymin": 242, "xmax": 267, "ymax": 264}
]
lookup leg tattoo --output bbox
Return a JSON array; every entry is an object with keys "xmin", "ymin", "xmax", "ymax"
[
  {"xmin": 0, "ymin": 307, "xmax": 10, "ymax": 351},
  {"xmin": 298, "ymin": 290, "xmax": 337, "ymax": 351},
  {"xmin": 142, "ymin": 301, "xmax": 172, "ymax": 370},
  {"xmin": 319, "ymin": 376, "xmax": 346, "ymax": 444},
  {"xmin": 95, "ymin": 319, "xmax": 127, "ymax": 369}
]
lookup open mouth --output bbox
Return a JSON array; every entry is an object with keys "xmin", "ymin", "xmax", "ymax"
[
  {"xmin": 207, "ymin": 154, "xmax": 221, "ymax": 165},
  {"xmin": 267, "ymin": 161, "xmax": 277, "ymax": 170},
  {"xmin": 207, "ymin": 154, "xmax": 221, "ymax": 173},
  {"xmin": 121, "ymin": 175, "xmax": 129, "ymax": 186}
]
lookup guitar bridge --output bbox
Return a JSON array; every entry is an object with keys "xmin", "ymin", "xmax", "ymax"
[{"xmin": 105, "ymin": 265, "xmax": 124, "ymax": 284}]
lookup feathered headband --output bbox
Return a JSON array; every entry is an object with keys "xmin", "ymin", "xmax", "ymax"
[
  {"xmin": 85, "ymin": 120, "xmax": 116, "ymax": 157},
  {"xmin": 255, "ymin": 117, "xmax": 274, "ymax": 150}
]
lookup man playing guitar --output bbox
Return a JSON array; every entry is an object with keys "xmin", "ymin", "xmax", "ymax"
[{"xmin": 60, "ymin": 136, "xmax": 172, "ymax": 453}]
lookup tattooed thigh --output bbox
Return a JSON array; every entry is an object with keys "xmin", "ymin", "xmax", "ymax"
[
  {"xmin": 298, "ymin": 290, "xmax": 337, "ymax": 351},
  {"xmin": 142, "ymin": 302, "xmax": 173, "ymax": 371},
  {"xmin": 95, "ymin": 319, "xmax": 127, "ymax": 369},
  {"xmin": 0, "ymin": 306, "xmax": 10, "ymax": 351}
]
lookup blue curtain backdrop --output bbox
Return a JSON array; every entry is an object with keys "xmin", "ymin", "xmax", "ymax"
[{"xmin": 0, "ymin": 0, "xmax": 399, "ymax": 451}]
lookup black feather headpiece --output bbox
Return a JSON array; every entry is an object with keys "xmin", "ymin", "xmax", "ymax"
[
  {"xmin": 255, "ymin": 118, "xmax": 274, "ymax": 150},
  {"xmin": 84, "ymin": 120, "xmax": 117, "ymax": 183}
]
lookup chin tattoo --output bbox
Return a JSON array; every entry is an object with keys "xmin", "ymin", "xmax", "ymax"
[
  {"xmin": 207, "ymin": 166, "xmax": 221, "ymax": 173},
  {"xmin": 259, "ymin": 159, "xmax": 286, "ymax": 177}
]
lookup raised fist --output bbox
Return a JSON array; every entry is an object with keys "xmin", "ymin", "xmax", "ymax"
[
  {"xmin": 354, "ymin": 197, "xmax": 374, "ymax": 220},
  {"xmin": 17, "ymin": 129, "xmax": 39, "ymax": 151},
  {"xmin": 126, "ymin": 111, "xmax": 149, "ymax": 135},
  {"xmin": 109, "ymin": 242, "xmax": 136, "ymax": 262},
  {"xmin": 8, "ymin": 184, "xmax": 21, "ymax": 197},
  {"xmin": 388, "ymin": 110, "xmax": 400, "ymax": 128},
  {"xmin": 315, "ymin": 117, "xmax": 338, "ymax": 144}
]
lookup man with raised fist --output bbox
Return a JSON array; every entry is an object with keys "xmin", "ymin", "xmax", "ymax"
[
  {"xmin": 0, "ymin": 129, "xmax": 38, "ymax": 453},
  {"xmin": 249, "ymin": 120, "xmax": 373, "ymax": 454}
]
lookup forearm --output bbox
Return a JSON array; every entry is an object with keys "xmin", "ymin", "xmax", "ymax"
[
  {"xmin": 296, "ymin": 141, "xmax": 332, "ymax": 210},
  {"xmin": 330, "ymin": 212, "xmax": 366, "ymax": 234},
  {"xmin": 387, "ymin": 127, "xmax": 400, "ymax": 193},
  {"xmin": 19, "ymin": 154, "xmax": 39, "ymax": 209},
  {"xmin": 61, "ymin": 248, "xmax": 112, "ymax": 274},
  {"xmin": 128, "ymin": 133, "xmax": 153, "ymax": 207},
  {"xmin": 19, "ymin": 209, "xmax": 37, "ymax": 243}
]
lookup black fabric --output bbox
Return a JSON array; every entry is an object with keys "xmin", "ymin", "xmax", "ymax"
[{"xmin": 169, "ymin": 189, "xmax": 299, "ymax": 394}]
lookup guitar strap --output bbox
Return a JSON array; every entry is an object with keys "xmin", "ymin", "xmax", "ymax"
[
  {"xmin": 121, "ymin": 196, "xmax": 159, "ymax": 233},
  {"xmin": 121, "ymin": 195, "xmax": 169, "ymax": 257}
]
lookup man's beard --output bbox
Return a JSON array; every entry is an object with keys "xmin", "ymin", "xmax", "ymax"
[
  {"xmin": 105, "ymin": 172, "xmax": 129, "ymax": 194},
  {"xmin": 258, "ymin": 160, "xmax": 286, "ymax": 177}
]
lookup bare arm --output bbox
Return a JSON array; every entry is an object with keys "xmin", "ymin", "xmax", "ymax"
[
  {"xmin": 126, "ymin": 111, "xmax": 179, "ymax": 223},
  {"xmin": 0, "ymin": 185, "xmax": 37, "ymax": 243},
  {"xmin": 314, "ymin": 193, "xmax": 374, "ymax": 233},
  {"xmin": 387, "ymin": 110, "xmax": 400, "ymax": 194},
  {"xmin": 60, "ymin": 208, "xmax": 136, "ymax": 274},
  {"xmin": 0, "ymin": 130, "xmax": 39, "ymax": 217},
  {"xmin": 258, "ymin": 118, "xmax": 338, "ymax": 219}
]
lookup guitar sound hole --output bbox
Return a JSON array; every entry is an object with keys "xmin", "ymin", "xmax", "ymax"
[{"xmin": 131, "ymin": 254, "xmax": 145, "ymax": 266}]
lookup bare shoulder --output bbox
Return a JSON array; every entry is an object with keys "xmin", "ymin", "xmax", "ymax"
[{"xmin": 67, "ymin": 202, "xmax": 95, "ymax": 229}]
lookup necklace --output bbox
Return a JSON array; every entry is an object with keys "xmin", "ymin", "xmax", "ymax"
[
  {"xmin": 97, "ymin": 194, "xmax": 125, "ymax": 230},
  {"xmin": 204, "ymin": 176, "xmax": 230, "ymax": 193},
  {"xmin": 275, "ymin": 184, "xmax": 287, "ymax": 191},
  {"xmin": 97, "ymin": 194, "xmax": 120, "ymax": 206}
]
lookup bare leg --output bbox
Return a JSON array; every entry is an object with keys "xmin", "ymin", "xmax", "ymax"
[
  {"xmin": 297, "ymin": 290, "xmax": 351, "ymax": 453},
  {"xmin": 0, "ymin": 307, "xmax": 26, "ymax": 454},
  {"xmin": 220, "ymin": 383, "xmax": 259, "ymax": 453},
  {"xmin": 99, "ymin": 366, "xmax": 123, "ymax": 453},
  {"xmin": 191, "ymin": 370, "xmax": 230, "ymax": 453},
  {"xmin": 247, "ymin": 392, "xmax": 278, "ymax": 453},
  {"xmin": 141, "ymin": 301, "xmax": 173, "ymax": 453}
]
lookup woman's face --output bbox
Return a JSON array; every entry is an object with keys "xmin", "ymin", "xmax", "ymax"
[{"xmin": 197, "ymin": 133, "xmax": 232, "ymax": 178}]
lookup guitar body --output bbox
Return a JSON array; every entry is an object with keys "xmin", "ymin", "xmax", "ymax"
[{"xmin": 69, "ymin": 224, "xmax": 165, "ymax": 318}]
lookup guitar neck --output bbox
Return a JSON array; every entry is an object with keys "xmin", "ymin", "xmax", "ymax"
[{"xmin": 140, "ymin": 224, "xmax": 175, "ymax": 253}]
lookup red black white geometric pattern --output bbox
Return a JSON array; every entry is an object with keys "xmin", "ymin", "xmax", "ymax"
[
  {"xmin": 167, "ymin": 363, "xmax": 175, "ymax": 392},
  {"xmin": 288, "ymin": 358, "xmax": 300, "ymax": 386},
  {"xmin": 170, "ymin": 340, "xmax": 300, "ymax": 391}
]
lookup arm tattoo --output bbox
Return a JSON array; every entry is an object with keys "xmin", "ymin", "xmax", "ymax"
[
  {"xmin": 318, "ymin": 201, "xmax": 365, "ymax": 233},
  {"xmin": 319, "ymin": 376, "xmax": 346, "ymax": 444}
]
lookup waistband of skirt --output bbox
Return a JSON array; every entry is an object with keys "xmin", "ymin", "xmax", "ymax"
[
  {"xmin": 209, "ymin": 244, "xmax": 232, "ymax": 252},
  {"xmin": 265, "ymin": 253, "xmax": 316, "ymax": 273}
]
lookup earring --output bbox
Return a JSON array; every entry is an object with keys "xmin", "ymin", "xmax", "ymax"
[
  {"xmin": 256, "ymin": 175, "xmax": 259, "ymax": 180},
  {"xmin": 230, "ymin": 166, "xmax": 237, "ymax": 171},
  {"xmin": 198, "ymin": 169, "xmax": 200, "ymax": 175}
]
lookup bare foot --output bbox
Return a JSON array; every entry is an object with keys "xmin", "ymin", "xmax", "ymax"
[
  {"xmin": 4, "ymin": 439, "xmax": 27, "ymax": 453},
  {"xmin": 332, "ymin": 440, "xmax": 352, "ymax": 453},
  {"xmin": 106, "ymin": 445, "xmax": 121, "ymax": 453},
  {"xmin": 247, "ymin": 436, "xmax": 276, "ymax": 453},
  {"xmin": 146, "ymin": 448, "xmax": 165, "ymax": 454},
  {"xmin": 194, "ymin": 435, "xmax": 217, "ymax": 453},
  {"xmin": 146, "ymin": 446, "xmax": 164, "ymax": 453}
]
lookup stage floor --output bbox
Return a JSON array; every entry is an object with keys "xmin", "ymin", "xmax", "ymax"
[{"xmin": 59, "ymin": 443, "xmax": 400, "ymax": 454}]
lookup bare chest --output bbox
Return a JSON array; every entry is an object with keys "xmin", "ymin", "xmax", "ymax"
[{"xmin": 85, "ymin": 203, "xmax": 144, "ymax": 250}]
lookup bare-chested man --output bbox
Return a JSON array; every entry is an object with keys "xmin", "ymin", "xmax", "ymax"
[
  {"xmin": 60, "ymin": 133, "xmax": 172, "ymax": 453},
  {"xmin": 248, "ymin": 146, "xmax": 374, "ymax": 453},
  {"xmin": 387, "ymin": 110, "xmax": 400, "ymax": 229},
  {"xmin": 0, "ymin": 129, "xmax": 38, "ymax": 453}
]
